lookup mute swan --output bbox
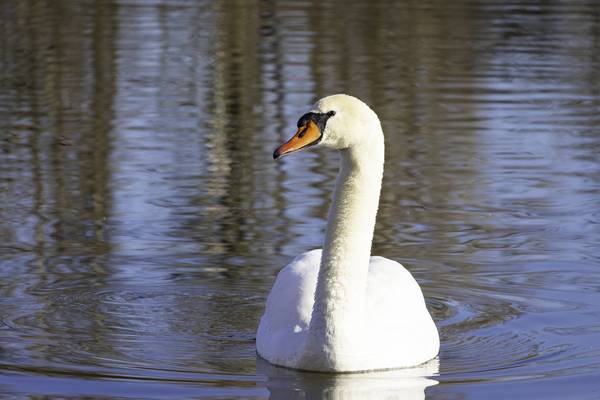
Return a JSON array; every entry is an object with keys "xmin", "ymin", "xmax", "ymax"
[{"xmin": 257, "ymin": 94, "xmax": 439, "ymax": 372}]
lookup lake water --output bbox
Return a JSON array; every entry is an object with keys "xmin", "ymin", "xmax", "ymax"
[{"xmin": 1, "ymin": 1, "xmax": 599, "ymax": 399}]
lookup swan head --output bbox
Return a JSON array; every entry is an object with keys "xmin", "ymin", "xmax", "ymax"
[{"xmin": 273, "ymin": 94, "xmax": 382, "ymax": 159}]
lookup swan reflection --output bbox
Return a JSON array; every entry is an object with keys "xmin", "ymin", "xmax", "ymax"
[{"xmin": 258, "ymin": 357, "xmax": 439, "ymax": 400}]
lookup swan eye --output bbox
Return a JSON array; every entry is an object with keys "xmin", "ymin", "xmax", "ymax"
[{"xmin": 327, "ymin": 111, "xmax": 336, "ymax": 117}]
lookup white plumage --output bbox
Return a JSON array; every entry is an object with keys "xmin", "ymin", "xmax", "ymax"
[{"xmin": 257, "ymin": 95, "xmax": 439, "ymax": 372}]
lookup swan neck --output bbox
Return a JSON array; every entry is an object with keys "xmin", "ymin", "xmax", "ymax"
[
  {"xmin": 306, "ymin": 136, "xmax": 384, "ymax": 365},
  {"xmin": 322, "ymin": 146, "xmax": 383, "ymax": 266}
]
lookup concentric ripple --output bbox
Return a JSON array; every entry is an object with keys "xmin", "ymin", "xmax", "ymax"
[{"xmin": 1, "ymin": 0, "xmax": 600, "ymax": 399}]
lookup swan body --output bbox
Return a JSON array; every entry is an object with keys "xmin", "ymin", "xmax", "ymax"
[{"xmin": 257, "ymin": 94, "xmax": 439, "ymax": 372}]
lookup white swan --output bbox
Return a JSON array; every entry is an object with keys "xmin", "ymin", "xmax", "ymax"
[{"xmin": 257, "ymin": 94, "xmax": 439, "ymax": 372}]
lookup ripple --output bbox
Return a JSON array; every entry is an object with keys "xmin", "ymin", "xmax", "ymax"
[
  {"xmin": 424, "ymin": 260, "xmax": 600, "ymax": 383},
  {"xmin": 1, "ymin": 0, "xmax": 600, "ymax": 398}
]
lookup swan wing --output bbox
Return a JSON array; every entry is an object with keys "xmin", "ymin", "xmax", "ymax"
[
  {"xmin": 366, "ymin": 256, "xmax": 440, "ymax": 366},
  {"xmin": 257, "ymin": 252, "xmax": 439, "ymax": 369},
  {"xmin": 256, "ymin": 249, "xmax": 321, "ymax": 363}
]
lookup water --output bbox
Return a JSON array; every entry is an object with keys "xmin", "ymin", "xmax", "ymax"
[{"xmin": 1, "ymin": 0, "xmax": 599, "ymax": 398}]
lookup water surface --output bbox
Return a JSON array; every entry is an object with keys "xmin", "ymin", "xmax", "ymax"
[{"xmin": 1, "ymin": 1, "xmax": 599, "ymax": 399}]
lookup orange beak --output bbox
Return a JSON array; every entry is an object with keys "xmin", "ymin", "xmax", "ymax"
[{"xmin": 273, "ymin": 120, "xmax": 322, "ymax": 159}]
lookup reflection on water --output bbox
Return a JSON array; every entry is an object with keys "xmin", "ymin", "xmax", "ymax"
[
  {"xmin": 1, "ymin": 0, "xmax": 599, "ymax": 399},
  {"xmin": 258, "ymin": 358, "xmax": 439, "ymax": 400}
]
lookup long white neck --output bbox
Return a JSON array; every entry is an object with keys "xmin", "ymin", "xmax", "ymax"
[{"xmin": 304, "ymin": 131, "xmax": 384, "ymax": 368}]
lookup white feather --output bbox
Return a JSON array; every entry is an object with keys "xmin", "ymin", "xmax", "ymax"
[{"xmin": 257, "ymin": 95, "xmax": 439, "ymax": 372}]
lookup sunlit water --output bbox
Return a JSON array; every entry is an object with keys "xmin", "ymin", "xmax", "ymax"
[{"xmin": 1, "ymin": 1, "xmax": 599, "ymax": 399}]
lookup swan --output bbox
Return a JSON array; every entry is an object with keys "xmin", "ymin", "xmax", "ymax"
[{"xmin": 257, "ymin": 94, "xmax": 439, "ymax": 372}]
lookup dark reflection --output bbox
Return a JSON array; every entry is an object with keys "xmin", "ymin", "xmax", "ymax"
[
  {"xmin": 0, "ymin": 0, "xmax": 119, "ymax": 370},
  {"xmin": 0, "ymin": 0, "xmax": 600, "ymax": 399}
]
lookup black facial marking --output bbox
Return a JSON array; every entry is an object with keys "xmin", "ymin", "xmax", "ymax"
[
  {"xmin": 296, "ymin": 113, "xmax": 312, "ymax": 128},
  {"xmin": 296, "ymin": 111, "xmax": 335, "ymax": 134}
]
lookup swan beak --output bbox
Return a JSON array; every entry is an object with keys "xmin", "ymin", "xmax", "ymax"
[{"xmin": 273, "ymin": 120, "xmax": 322, "ymax": 159}]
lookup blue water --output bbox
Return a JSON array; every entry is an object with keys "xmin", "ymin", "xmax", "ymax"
[{"xmin": 0, "ymin": 1, "xmax": 599, "ymax": 399}]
